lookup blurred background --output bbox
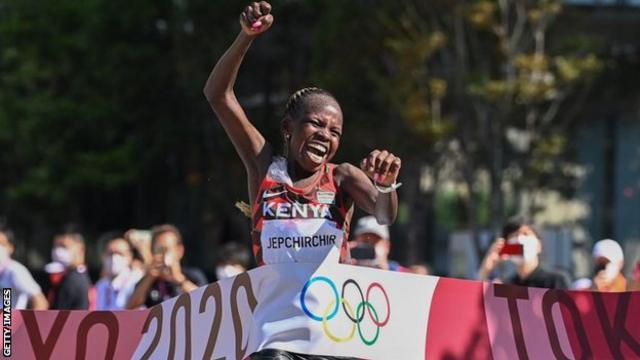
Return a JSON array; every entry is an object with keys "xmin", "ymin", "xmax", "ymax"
[{"xmin": 1, "ymin": 0, "xmax": 639, "ymax": 283}]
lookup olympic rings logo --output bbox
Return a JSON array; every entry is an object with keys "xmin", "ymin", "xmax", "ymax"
[{"xmin": 299, "ymin": 276, "xmax": 390, "ymax": 345}]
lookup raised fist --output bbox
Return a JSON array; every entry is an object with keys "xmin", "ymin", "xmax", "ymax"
[
  {"xmin": 240, "ymin": 1, "xmax": 274, "ymax": 36},
  {"xmin": 360, "ymin": 149, "xmax": 402, "ymax": 187}
]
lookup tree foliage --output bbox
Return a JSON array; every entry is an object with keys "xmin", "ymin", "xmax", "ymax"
[{"xmin": 366, "ymin": 0, "xmax": 603, "ymax": 257}]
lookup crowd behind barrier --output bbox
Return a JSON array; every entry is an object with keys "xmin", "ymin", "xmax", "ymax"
[
  {"xmin": 8, "ymin": 259, "xmax": 640, "ymax": 359},
  {"xmin": 1, "ymin": 216, "xmax": 639, "ymax": 312}
]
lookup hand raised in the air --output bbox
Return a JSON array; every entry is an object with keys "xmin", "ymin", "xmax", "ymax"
[
  {"xmin": 239, "ymin": 1, "xmax": 274, "ymax": 36},
  {"xmin": 360, "ymin": 150, "xmax": 402, "ymax": 187}
]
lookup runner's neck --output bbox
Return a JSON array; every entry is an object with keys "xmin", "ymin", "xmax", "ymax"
[{"xmin": 287, "ymin": 158, "xmax": 324, "ymax": 191}]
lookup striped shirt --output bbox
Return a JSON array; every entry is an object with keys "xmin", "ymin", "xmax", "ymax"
[{"xmin": 252, "ymin": 157, "xmax": 353, "ymax": 266}]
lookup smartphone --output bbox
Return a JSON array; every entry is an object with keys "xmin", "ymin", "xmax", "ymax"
[
  {"xmin": 350, "ymin": 244, "xmax": 376, "ymax": 260},
  {"xmin": 499, "ymin": 243, "xmax": 524, "ymax": 256}
]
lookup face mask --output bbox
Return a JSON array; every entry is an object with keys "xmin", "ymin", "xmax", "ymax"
[
  {"xmin": 104, "ymin": 254, "xmax": 129, "ymax": 277},
  {"xmin": 52, "ymin": 246, "xmax": 73, "ymax": 266},
  {"xmin": 518, "ymin": 235, "xmax": 539, "ymax": 262},
  {"xmin": 0, "ymin": 246, "xmax": 10, "ymax": 268},
  {"xmin": 216, "ymin": 265, "xmax": 244, "ymax": 280}
]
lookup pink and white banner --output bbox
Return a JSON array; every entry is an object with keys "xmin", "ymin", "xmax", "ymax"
[{"xmin": 7, "ymin": 259, "xmax": 640, "ymax": 359}]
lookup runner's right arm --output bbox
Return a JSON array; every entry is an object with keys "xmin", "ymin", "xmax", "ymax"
[{"xmin": 203, "ymin": 2, "xmax": 274, "ymax": 203}]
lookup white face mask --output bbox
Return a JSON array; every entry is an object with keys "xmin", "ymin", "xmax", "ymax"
[
  {"xmin": 104, "ymin": 254, "xmax": 130, "ymax": 277},
  {"xmin": 216, "ymin": 265, "xmax": 244, "ymax": 280},
  {"xmin": 52, "ymin": 246, "xmax": 73, "ymax": 266},
  {"xmin": 518, "ymin": 235, "xmax": 539, "ymax": 262}
]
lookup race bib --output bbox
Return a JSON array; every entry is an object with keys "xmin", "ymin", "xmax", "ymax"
[{"xmin": 260, "ymin": 219, "xmax": 344, "ymax": 264}]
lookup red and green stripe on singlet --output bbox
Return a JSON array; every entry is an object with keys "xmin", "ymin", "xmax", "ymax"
[{"xmin": 251, "ymin": 162, "xmax": 353, "ymax": 266}]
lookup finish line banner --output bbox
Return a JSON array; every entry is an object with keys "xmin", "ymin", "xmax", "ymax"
[{"xmin": 8, "ymin": 261, "xmax": 640, "ymax": 359}]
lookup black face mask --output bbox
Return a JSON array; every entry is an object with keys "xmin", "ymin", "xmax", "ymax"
[{"xmin": 594, "ymin": 261, "xmax": 608, "ymax": 274}]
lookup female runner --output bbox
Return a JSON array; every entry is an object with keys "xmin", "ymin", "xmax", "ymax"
[{"xmin": 204, "ymin": 2, "xmax": 401, "ymax": 359}]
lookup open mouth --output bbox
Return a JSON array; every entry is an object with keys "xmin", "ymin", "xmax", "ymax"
[{"xmin": 305, "ymin": 142, "xmax": 329, "ymax": 164}]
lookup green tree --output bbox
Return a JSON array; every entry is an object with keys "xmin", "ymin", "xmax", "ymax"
[
  {"xmin": 0, "ymin": 0, "xmax": 195, "ymax": 262},
  {"xmin": 370, "ymin": 0, "xmax": 602, "ymax": 259}
]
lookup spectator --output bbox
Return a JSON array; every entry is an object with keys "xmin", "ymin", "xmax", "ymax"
[
  {"xmin": 95, "ymin": 233, "xmax": 144, "ymax": 310},
  {"xmin": 478, "ymin": 216, "xmax": 570, "ymax": 289},
  {"xmin": 0, "ymin": 224, "xmax": 48, "ymax": 309},
  {"xmin": 350, "ymin": 216, "xmax": 409, "ymax": 272},
  {"xmin": 48, "ymin": 231, "xmax": 92, "ymax": 309},
  {"xmin": 127, "ymin": 224, "xmax": 207, "ymax": 309},
  {"xmin": 591, "ymin": 239, "xmax": 626, "ymax": 292},
  {"xmin": 215, "ymin": 242, "xmax": 251, "ymax": 280}
]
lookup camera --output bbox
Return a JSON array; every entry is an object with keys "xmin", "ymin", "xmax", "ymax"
[{"xmin": 350, "ymin": 243, "xmax": 376, "ymax": 260}]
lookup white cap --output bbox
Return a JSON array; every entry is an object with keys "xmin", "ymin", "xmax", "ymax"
[
  {"xmin": 592, "ymin": 239, "xmax": 624, "ymax": 264},
  {"xmin": 353, "ymin": 216, "xmax": 389, "ymax": 240}
]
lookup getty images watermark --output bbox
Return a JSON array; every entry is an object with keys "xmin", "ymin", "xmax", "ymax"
[{"xmin": 2, "ymin": 288, "xmax": 10, "ymax": 357}]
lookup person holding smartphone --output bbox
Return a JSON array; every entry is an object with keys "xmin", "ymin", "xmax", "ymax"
[
  {"xmin": 126, "ymin": 224, "xmax": 207, "ymax": 309},
  {"xmin": 591, "ymin": 239, "xmax": 627, "ymax": 292},
  {"xmin": 349, "ymin": 216, "xmax": 410, "ymax": 272},
  {"xmin": 477, "ymin": 216, "xmax": 570, "ymax": 289}
]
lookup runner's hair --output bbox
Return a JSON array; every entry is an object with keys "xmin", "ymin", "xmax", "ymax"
[
  {"xmin": 235, "ymin": 201, "xmax": 252, "ymax": 218},
  {"xmin": 283, "ymin": 87, "xmax": 337, "ymax": 120},
  {"xmin": 282, "ymin": 87, "xmax": 338, "ymax": 157}
]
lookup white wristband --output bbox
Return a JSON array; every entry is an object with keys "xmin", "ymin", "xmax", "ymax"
[{"xmin": 374, "ymin": 181, "xmax": 402, "ymax": 193}]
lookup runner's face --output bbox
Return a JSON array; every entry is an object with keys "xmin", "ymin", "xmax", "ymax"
[{"xmin": 286, "ymin": 96, "xmax": 343, "ymax": 172}]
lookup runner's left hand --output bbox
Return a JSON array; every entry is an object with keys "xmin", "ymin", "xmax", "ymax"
[{"xmin": 360, "ymin": 150, "xmax": 401, "ymax": 187}]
